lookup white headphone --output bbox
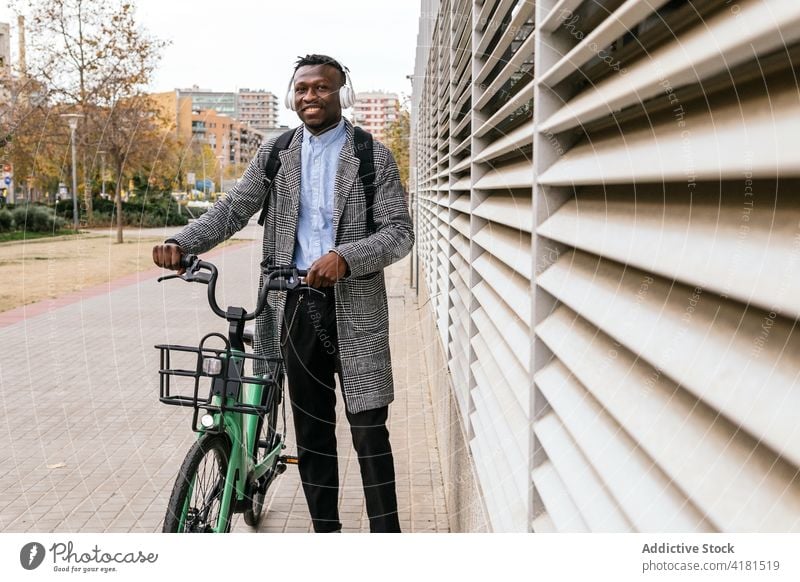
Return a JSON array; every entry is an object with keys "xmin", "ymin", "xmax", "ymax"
[{"xmin": 284, "ymin": 60, "xmax": 356, "ymax": 111}]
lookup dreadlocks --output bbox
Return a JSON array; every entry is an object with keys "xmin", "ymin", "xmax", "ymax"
[{"xmin": 293, "ymin": 54, "xmax": 348, "ymax": 85}]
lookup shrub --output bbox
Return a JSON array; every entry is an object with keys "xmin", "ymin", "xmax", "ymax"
[
  {"xmin": 12, "ymin": 204, "xmax": 66, "ymax": 232},
  {"xmin": 83, "ymin": 195, "xmax": 188, "ymax": 227},
  {"xmin": 0, "ymin": 208, "xmax": 13, "ymax": 231}
]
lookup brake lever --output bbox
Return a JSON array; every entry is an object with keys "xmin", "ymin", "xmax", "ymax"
[
  {"xmin": 157, "ymin": 255, "xmax": 212, "ymax": 284},
  {"xmin": 157, "ymin": 270, "xmax": 209, "ymax": 284}
]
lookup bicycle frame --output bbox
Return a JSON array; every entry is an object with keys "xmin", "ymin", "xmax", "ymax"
[
  {"xmin": 176, "ymin": 351, "xmax": 284, "ymax": 532},
  {"xmin": 159, "ymin": 257, "xmax": 310, "ymax": 532}
]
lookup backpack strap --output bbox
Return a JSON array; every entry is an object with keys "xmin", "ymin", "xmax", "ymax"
[
  {"xmin": 257, "ymin": 127, "xmax": 298, "ymax": 226},
  {"xmin": 353, "ymin": 126, "xmax": 376, "ymax": 233}
]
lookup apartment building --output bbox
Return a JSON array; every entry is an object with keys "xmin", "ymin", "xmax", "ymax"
[
  {"xmin": 152, "ymin": 88, "xmax": 270, "ymax": 168},
  {"xmin": 191, "ymin": 108, "xmax": 261, "ymax": 166},
  {"xmin": 0, "ymin": 22, "xmax": 9, "ymax": 72},
  {"xmin": 149, "ymin": 90, "xmax": 194, "ymax": 143},
  {"xmin": 178, "ymin": 85, "xmax": 237, "ymax": 118},
  {"xmin": 237, "ymin": 89, "xmax": 280, "ymax": 132},
  {"xmin": 413, "ymin": 0, "xmax": 800, "ymax": 533},
  {"xmin": 0, "ymin": 21, "xmax": 11, "ymax": 110},
  {"xmin": 175, "ymin": 85, "xmax": 280, "ymax": 132},
  {"xmin": 352, "ymin": 91, "xmax": 399, "ymax": 141}
]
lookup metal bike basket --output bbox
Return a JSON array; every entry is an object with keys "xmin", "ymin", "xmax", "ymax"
[{"xmin": 156, "ymin": 332, "xmax": 283, "ymax": 430}]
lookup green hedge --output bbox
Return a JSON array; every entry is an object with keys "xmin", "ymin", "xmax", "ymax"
[
  {"xmin": 0, "ymin": 208, "xmax": 13, "ymax": 232},
  {"xmin": 55, "ymin": 194, "xmax": 189, "ymax": 228},
  {"xmin": 9, "ymin": 204, "xmax": 66, "ymax": 232}
]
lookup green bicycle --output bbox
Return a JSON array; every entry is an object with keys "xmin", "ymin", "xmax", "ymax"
[{"xmin": 156, "ymin": 255, "xmax": 316, "ymax": 533}]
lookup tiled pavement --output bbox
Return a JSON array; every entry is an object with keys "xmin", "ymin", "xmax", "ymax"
[{"xmin": 0, "ymin": 227, "xmax": 448, "ymax": 533}]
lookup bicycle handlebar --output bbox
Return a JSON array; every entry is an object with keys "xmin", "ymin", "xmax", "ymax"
[{"xmin": 158, "ymin": 254, "xmax": 321, "ymax": 323}]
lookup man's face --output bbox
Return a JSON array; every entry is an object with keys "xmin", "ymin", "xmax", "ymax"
[{"xmin": 293, "ymin": 64, "xmax": 344, "ymax": 133}]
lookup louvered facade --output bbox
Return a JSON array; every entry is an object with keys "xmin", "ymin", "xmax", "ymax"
[{"xmin": 411, "ymin": 0, "xmax": 800, "ymax": 532}]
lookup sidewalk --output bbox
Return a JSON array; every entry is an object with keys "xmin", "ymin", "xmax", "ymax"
[{"xmin": 0, "ymin": 234, "xmax": 448, "ymax": 533}]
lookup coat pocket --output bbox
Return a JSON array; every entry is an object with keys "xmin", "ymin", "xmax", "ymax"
[
  {"xmin": 344, "ymin": 272, "xmax": 388, "ymax": 332},
  {"xmin": 354, "ymin": 352, "xmax": 389, "ymax": 374}
]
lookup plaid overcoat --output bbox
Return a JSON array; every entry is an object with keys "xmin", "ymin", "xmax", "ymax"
[{"xmin": 171, "ymin": 120, "xmax": 414, "ymax": 413}]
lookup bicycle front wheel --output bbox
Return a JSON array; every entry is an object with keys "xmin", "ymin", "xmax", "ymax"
[{"xmin": 163, "ymin": 433, "xmax": 232, "ymax": 533}]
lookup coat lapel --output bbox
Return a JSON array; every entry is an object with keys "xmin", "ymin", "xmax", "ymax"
[
  {"xmin": 333, "ymin": 121, "xmax": 360, "ymax": 240},
  {"xmin": 275, "ymin": 129, "xmax": 303, "ymax": 264}
]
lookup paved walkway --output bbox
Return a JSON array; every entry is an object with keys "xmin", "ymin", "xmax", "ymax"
[{"xmin": 0, "ymin": 228, "xmax": 448, "ymax": 533}]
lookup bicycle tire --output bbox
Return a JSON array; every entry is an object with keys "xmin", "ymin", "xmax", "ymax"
[
  {"xmin": 163, "ymin": 433, "xmax": 232, "ymax": 533},
  {"xmin": 243, "ymin": 385, "xmax": 281, "ymax": 527}
]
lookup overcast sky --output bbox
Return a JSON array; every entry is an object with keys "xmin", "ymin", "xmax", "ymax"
[{"xmin": 1, "ymin": 0, "xmax": 421, "ymax": 125}]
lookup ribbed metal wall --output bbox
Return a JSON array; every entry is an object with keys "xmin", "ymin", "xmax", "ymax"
[{"xmin": 412, "ymin": 0, "xmax": 800, "ymax": 532}]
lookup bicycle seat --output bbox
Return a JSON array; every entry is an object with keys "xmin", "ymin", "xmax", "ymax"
[{"xmin": 243, "ymin": 325, "xmax": 255, "ymax": 347}]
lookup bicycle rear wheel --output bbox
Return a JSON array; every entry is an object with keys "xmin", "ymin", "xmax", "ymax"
[
  {"xmin": 163, "ymin": 433, "xmax": 232, "ymax": 533},
  {"xmin": 243, "ymin": 384, "xmax": 281, "ymax": 527}
]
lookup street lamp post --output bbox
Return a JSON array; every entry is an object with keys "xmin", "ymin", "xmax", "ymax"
[
  {"xmin": 216, "ymin": 155, "xmax": 223, "ymax": 197},
  {"xmin": 202, "ymin": 155, "xmax": 206, "ymax": 199},
  {"xmin": 97, "ymin": 150, "xmax": 107, "ymax": 199},
  {"xmin": 60, "ymin": 113, "xmax": 83, "ymax": 232}
]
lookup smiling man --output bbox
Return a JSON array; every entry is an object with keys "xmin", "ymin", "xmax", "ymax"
[{"xmin": 153, "ymin": 54, "xmax": 414, "ymax": 533}]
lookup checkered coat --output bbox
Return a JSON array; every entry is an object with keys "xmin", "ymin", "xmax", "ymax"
[{"xmin": 170, "ymin": 120, "xmax": 414, "ymax": 413}]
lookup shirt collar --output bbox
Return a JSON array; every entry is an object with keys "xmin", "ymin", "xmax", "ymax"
[{"xmin": 302, "ymin": 117, "xmax": 346, "ymax": 148}]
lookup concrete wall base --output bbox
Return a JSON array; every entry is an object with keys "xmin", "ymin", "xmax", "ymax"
[{"xmin": 417, "ymin": 279, "xmax": 489, "ymax": 532}]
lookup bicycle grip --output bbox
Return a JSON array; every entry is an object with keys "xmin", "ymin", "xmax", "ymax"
[{"xmin": 180, "ymin": 254, "xmax": 198, "ymax": 269}]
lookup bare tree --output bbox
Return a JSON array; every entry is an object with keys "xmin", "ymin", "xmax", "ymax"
[
  {"xmin": 0, "ymin": 74, "xmax": 66, "ymax": 202},
  {"xmin": 95, "ymin": 96, "xmax": 177, "ymax": 242},
  {"xmin": 13, "ymin": 0, "xmax": 169, "ymax": 238}
]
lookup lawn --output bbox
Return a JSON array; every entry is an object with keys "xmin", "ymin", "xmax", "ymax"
[{"xmin": 0, "ymin": 232, "xmax": 248, "ymax": 312}]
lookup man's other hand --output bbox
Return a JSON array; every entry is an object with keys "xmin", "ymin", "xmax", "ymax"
[
  {"xmin": 152, "ymin": 243, "xmax": 185, "ymax": 275},
  {"xmin": 306, "ymin": 252, "xmax": 349, "ymax": 287}
]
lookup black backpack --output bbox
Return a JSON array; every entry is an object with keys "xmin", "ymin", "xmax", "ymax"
[{"xmin": 257, "ymin": 126, "xmax": 376, "ymax": 232}]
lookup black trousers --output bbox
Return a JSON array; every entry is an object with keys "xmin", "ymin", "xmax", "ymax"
[{"xmin": 281, "ymin": 288, "xmax": 401, "ymax": 533}]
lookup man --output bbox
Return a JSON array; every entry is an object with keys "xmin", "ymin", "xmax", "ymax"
[{"xmin": 153, "ymin": 54, "xmax": 413, "ymax": 533}]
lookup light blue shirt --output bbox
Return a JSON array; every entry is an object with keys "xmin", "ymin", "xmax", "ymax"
[{"xmin": 294, "ymin": 118, "xmax": 347, "ymax": 270}]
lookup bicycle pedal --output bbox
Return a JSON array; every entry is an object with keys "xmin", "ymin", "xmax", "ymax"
[{"xmin": 278, "ymin": 455, "xmax": 298, "ymax": 465}]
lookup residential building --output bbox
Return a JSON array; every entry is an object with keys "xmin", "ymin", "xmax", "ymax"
[
  {"xmin": 173, "ymin": 86, "xmax": 280, "ymax": 133},
  {"xmin": 0, "ymin": 21, "xmax": 11, "ymax": 108},
  {"xmin": 149, "ymin": 90, "xmax": 194, "ymax": 143},
  {"xmin": 413, "ymin": 0, "xmax": 800, "ymax": 533},
  {"xmin": 0, "ymin": 22, "xmax": 9, "ymax": 72},
  {"xmin": 237, "ymin": 89, "xmax": 280, "ymax": 132},
  {"xmin": 178, "ymin": 85, "xmax": 237, "ymax": 118},
  {"xmin": 352, "ymin": 91, "xmax": 399, "ymax": 141},
  {"xmin": 191, "ymin": 108, "xmax": 262, "ymax": 166},
  {"xmin": 0, "ymin": 21, "xmax": 12, "ymax": 201},
  {"xmin": 150, "ymin": 90, "xmax": 265, "ymax": 166}
]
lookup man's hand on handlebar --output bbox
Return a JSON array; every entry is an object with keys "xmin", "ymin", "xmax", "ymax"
[
  {"xmin": 306, "ymin": 251, "xmax": 349, "ymax": 288},
  {"xmin": 153, "ymin": 243, "xmax": 186, "ymax": 275}
]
